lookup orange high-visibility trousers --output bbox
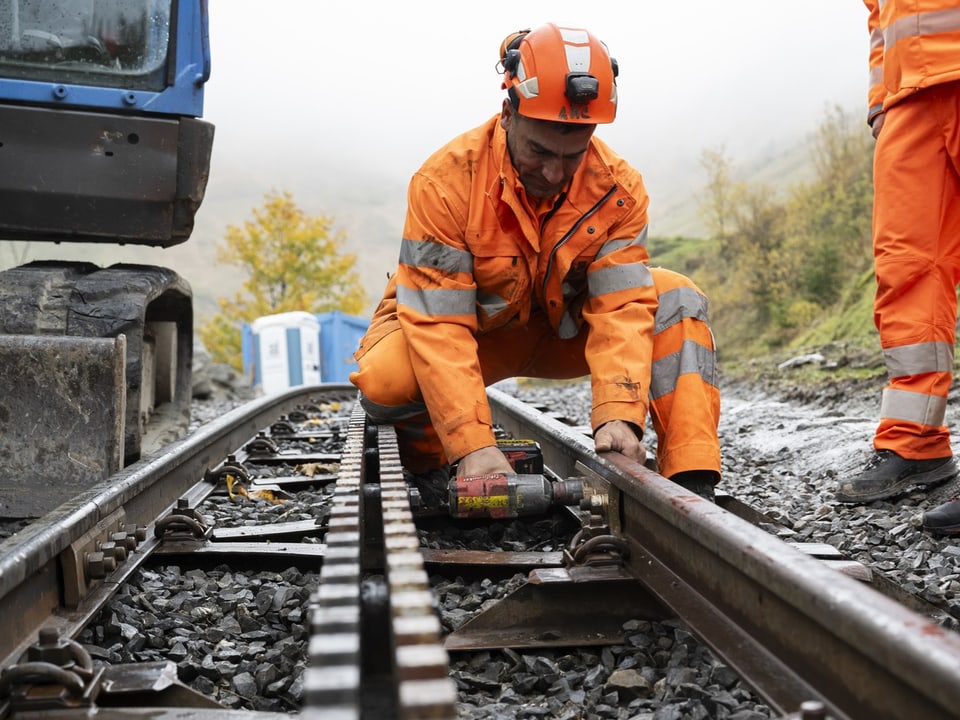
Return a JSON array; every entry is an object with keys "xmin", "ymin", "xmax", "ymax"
[
  {"xmin": 351, "ymin": 267, "xmax": 721, "ymax": 478},
  {"xmin": 872, "ymin": 80, "xmax": 960, "ymax": 459}
]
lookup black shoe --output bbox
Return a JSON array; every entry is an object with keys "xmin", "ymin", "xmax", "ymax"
[
  {"xmin": 407, "ymin": 466, "xmax": 451, "ymax": 510},
  {"xmin": 671, "ymin": 471, "xmax": 718, "ymax": 502},
  {"xmin": 835, "ymin": 450, "xmax": 958, "ymax": 503},
  {"xmin": 922, "ymin": 496, "xmax": 960, "ymax": 535}
]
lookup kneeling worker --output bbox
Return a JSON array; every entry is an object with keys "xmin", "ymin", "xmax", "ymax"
[{"xmin": 350, "ymin": 23, "xmax": 722, "ymax": 506}]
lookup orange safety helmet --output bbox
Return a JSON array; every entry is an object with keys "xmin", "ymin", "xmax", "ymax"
[{"xmin": 499, "ymin": 23, "xmax": 619, "ymax": 124}]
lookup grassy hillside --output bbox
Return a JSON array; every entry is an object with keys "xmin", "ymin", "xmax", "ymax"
[{"xmin": 646, "ymin": 115, "xmax": 882, "ymax": 376}]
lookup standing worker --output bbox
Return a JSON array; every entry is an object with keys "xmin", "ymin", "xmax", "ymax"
[
  {"xmin": 836, "ymin": 1, "xmax": 960, "ymax": 526},
  {"xmin": 350, "ymin": 23, "xmax": 721, "ymax": 508}
]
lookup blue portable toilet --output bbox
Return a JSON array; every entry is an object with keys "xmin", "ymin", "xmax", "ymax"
[
  {"xmin": 316, "ymin": 311, "xmax": 369, "ymax": 383},
  {"xmin": 249, "ymin": 311, "xmax": 322, "ymax": 395}
]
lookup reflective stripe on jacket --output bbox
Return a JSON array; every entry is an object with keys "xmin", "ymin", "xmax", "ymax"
[
  {"xmin": 357, "ymin": 114, "xmax": 654, "ymax": 457},
  {"xmin": 865, "ymin": 0, "xmax": 960, "ymax": 124}
]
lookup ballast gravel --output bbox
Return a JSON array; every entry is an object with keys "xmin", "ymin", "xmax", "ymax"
[{"xmin": 76, "ymin": 356, "xmax": 960, "ymax": 718}]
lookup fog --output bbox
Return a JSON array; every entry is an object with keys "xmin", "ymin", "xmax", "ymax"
[{"xmin": 201, "ymin": 1, "xmax": 869, "ymax": 225}]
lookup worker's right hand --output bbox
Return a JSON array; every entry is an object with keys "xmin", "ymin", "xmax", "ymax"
[
  {"xmin": 455, "ymin": 446, "xmax": 515, "ymax": 478},
  {"xmin": 871, "ymin": 112, "xmax": 885, "ymax": 139}
]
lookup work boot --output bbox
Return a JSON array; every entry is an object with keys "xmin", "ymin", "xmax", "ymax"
[
  {"xmin": 922, "ymin": 496, "xmax": 960, "ymax": 535},
  {"xmin": 407, "ymin": 466, "xmax": 452, "ymax": 510},
  {"xmin": 835, "ymin": 450, "xmax": 958, "ymax": 503},
  {"xmin": 671, "ymin": 470, "xmax": 718, "ymax": 502}
]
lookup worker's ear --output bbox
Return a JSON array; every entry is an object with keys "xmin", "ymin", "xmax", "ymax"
[{"xmin": 499, "ymin": 98, "xmax": 515, "ymax": 131}]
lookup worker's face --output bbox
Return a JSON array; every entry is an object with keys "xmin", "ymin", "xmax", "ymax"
[{"xmin": 501, "ymin": 100, "xmax": 596, "ymax": 199}]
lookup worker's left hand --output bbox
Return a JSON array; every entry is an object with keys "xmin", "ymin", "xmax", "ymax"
[{"xmin": 594, "ymin": 420, "xmax": 645, "ymax": 462}]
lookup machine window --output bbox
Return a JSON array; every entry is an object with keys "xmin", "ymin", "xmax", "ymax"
[{"xmin": 0, "ymin": 0, "xmax": 172, "ymax": 89}]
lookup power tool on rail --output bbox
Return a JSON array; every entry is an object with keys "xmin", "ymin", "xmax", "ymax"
[{"xmin": 445, "ymin": 439, "xmax": 584, "ymax": 519}]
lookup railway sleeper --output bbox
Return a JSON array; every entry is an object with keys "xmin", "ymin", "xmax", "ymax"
[{"xmin": 0, "ymin": 629, "xmax": 238, "ymax": 716}]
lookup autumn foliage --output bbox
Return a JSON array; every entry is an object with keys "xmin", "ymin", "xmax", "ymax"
[
  {"xmin": 199, "ymin": 191, "xmax": 367, "ymax": 369},
  {"xmin": 686, "ymin": 106, "xmax": 876, "ymax": 357}
]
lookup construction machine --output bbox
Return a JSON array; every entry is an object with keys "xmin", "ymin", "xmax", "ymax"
[{"xmin": 0, "ymin": 0, "xmax": 214, "ymax": 518}]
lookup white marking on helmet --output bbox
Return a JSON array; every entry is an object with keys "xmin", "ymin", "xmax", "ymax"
[
  {"xmin": 517, "ymin": 77, "xmax": 540, "ymax": 99},
  {"xmin": 564, "ymin": 45, "xmax": 591, "ymax": 72},
  {"xmin": 558, "ymin": 28, "xmax": 592, "ymax": 72}
]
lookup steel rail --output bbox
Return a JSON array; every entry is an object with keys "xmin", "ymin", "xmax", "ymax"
[
  {"xmin": 486, "ymin": 387, "xmax": 960, "ymax": 720},
  {"xmin": 0, "ymin": 384, "xmax": 356, "ymax": 671},
  {"xmin": 1, "ymin": 384, "xmax": 454, "ymax": 720},
  {"xmin": 375, "ymin": 421, "xmax": 458, "ymax": 718},
  {"xmin": 293, "ymin": 398, "xmax": 457, "ymax": 720}
]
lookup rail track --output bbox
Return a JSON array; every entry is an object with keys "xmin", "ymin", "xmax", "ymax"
[{"xmin": 1, "ymin": 384, "xmax": 959, "ymax": 720}]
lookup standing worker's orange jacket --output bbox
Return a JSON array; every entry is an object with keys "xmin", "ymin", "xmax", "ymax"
[
  {"xmin": 352, "ymin": 114, "xmax": 720, "ymax": 475},
  {"xmin": 865, "ymin": 0, "xmax": 960, "ymax": 124},
  {"xmin": 864, "ymin": 0, "xmax": 960, "ymax": 459}
]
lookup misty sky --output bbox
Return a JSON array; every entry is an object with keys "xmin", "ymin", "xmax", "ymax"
[{"xmin": 202, "ymin": 1, "xmax": 871, "ymax": 227}]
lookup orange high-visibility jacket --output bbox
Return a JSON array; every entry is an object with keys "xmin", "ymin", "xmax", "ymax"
[
  {"xmin": 359, "ymin": 114, "xmax": 655, "ymax": 459},
  {"xmin": 865, "ymin": 0, "xmax": 960, "ymax": 124}
]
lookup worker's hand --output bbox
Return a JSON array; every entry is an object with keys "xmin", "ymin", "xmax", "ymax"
[
  {"xmin": 455, "ymin": 445, "xmax": 515, "ymax": 478},
  {"xmin": 594, "ymin": 420, "xmax": 645, "ymax": 463},
  {"xmin": 871, "ymin": 112, "xmax": 885, "ymax": 140}
]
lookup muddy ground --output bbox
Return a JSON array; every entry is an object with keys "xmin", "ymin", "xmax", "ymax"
[{"xmin": 719, "ymin": 342, "xmax": 960, "ymax": 512}]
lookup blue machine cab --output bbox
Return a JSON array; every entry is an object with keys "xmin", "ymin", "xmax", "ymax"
[{"xmin": 0, "ymin": 0, "xmax": 214, "ymax": 245}]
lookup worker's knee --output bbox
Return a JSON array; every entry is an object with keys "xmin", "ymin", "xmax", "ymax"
[
  {"xmin": 648, "ymin": 268, "xmax": 712, "ymax": 334},
  {"xmin": 357, "ymin": 391, "xmax": 427, "ymax": 424},
  {"xmin": 649, "ymin": 266, "xmax": 703, "ymax": 295},
  {"xmin": 350, "ymin": 328, "xmax": 425, "ymax": 422}
]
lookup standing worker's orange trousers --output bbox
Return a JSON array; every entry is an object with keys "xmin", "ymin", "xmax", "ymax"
[
  {"xmin": 351, "ymin": 267, "xmax": 721, "ymax": 479},
  {"xmin": 872, "ymin": 80, "xmax": 960, "ymax": 459}
]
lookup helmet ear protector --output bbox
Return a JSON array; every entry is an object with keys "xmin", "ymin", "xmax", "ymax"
[
  {"xmin": 498, "ymin": 24, "xmax": 618, "ymax": 124},
  {"xmin": 500, "ymin": 30, "xmax": 527, "ymax": 76}
]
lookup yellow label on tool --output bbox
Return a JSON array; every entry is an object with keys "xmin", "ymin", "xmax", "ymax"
[{"xmin": 458, "ymin": 495, "xmax": 509, "ymax": 509}]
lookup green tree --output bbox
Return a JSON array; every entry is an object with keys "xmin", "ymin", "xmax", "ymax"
[
  {"xmin": 788, "ymin": 105, "xmax": 875, "ymax": 304},
  {"xmin": 691, "ymin": 147, "xmax": 781, "ymax": 349},
  {"xmin": 733, "ymin": 186, "xmax": 790, "ymax": 329},
  {"xmin": 697, "ymin": 146, "xmax": 740, "ymax": 243},
  {"xmin": 690, "ymin": 105, "xmax": 875, "ymax": 357},
  {"xmin": 199, "ymin": 191, "xmax": 367, "ymax": 369}
]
